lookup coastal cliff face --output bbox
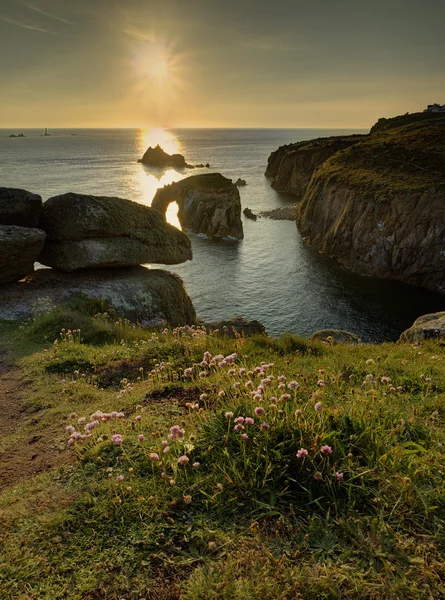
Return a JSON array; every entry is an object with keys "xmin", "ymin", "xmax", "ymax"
[
  {"xmin": 152, "ymin": 174, "xmax": 243, "ymax": 240},
  {"xmin": 296, "ymin": 115, "xmax": 445, "ymax": 292},
  {"xmin": 265, "ymin": 136, "xmax": 363, "ymax": 199}
]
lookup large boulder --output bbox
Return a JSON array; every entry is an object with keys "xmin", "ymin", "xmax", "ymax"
[
  {"xmin": 152, "ymin": 174, "xmax": 244, "ymax": 240},
  {"xmin": 203, "ymin": 316, "xmax": 265, "ymax": 337},
  {"xmin": 0, "ymin": 225, "xmax": 45, "ymax": 285},
  {"xmin": 399, "ymin": 312, "xmax": 445, "ymax": 343},
  {"xmin": 138, "ymin": 145, "xmax": 191, "ymax": 169},
  {"xmin": 0, "ymin": 188, "xmax": 42, "ymax": 227},
  {"xmin": 0, "ymin": 266, "xmax": 196, "ymax": 325},
  {"xmin": 38, "ymin": 193, "xmax": 192, "ymax": 271},
  {"xmin": 309, "ymin": 329, "xmax": 361, "ymax": 345}
]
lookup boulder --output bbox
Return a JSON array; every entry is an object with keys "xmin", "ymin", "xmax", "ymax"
[
  {"xmin": 235, "ymin": 178, "xmax": 247, "ymax": 187},
  {"xmin": 38, "ymin": 193, "xmax": 192, "ymax": 271},
  {"xmin": 243, "ymin": 208, "xmax": 257, "ymax": 221},
  {"xmin": 309, "ymin": 329, "xmax": 361, "ymax": 345},
  {"xmin": 152, "ymin": 174, "xmax": 243, "ymax": 240},
  {"xmin": 399, "ymin": 312, "xmax": 445, "ymax": 343},
  {"xmin": 204, "ymin": 316, "xmax": 266, "ymax": 337},
  {"xmin": 138, "ymin": 145, "xmax": 192, "ymax": 169},
  {"xmin": 0, "ymin": 188, "xmax": 43, "ymax": 227},
  {"xmin": 0, "ymin": 266, "xmax": 196, "ymax": 325},
  {"xmin": 259, "ymin": 205, "xmax": 297, "ymax": 220},
  {"xmin": 0, "ymin": 224, "xmax": 46, "ymax": 285}
]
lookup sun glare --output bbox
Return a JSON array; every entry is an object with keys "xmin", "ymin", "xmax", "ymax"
[{"xmin": 149, "ymin": 57, "xmax": 169, "ymax": 83}]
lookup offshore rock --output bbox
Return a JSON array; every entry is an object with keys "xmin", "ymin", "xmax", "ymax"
[
  {"xmin": 243, "ymin": 208, "xmax": 257, "ymax": 221},
  {"xmin": 0, "ymin": 224, "xmax": 45, "ymax": 285},
  {"xmin": 138, "ymin": 145, "xmax": 192, "ymax": 169},
  {"xmin": 235, "ymin": 178, "xmax": 247, "ymax": 187},
  {"xmin": 259, "ymin": 205, "xmax": 297, "ymax": 220},
  {"xmin": 152, "ymin": 173, "xmax": 243, "ymax": 240},
  {"xmin": 265, "ymin": 135, "xmax": 363, "ymax": 200},
  {"xmin": 399, "ymin": 312, "xmax": 445, "ymax": 343},
  {"xmin": 38, "ymin": 193, "xmax": 192, "ymax": 271},
  {"xmin": 0, "ymin": 266, "xmax": 197, "ymax": 325},
  {"xmin": 0, "ymin": 187, "xmax": 43, "ymax": 228},
  {"xmin": 296, "ymin": 114, "xmax": 445, "ymax": 292}
]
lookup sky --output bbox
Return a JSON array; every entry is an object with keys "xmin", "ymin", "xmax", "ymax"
[{"xmin": 0, "ymin": 0, "xmax": 444, "ymax": 128}]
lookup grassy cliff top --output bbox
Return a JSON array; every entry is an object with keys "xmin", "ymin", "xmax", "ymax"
[
  {"xmin": 313, "ymin": 115, "xmax": 445, "ymax": 194},
  {"xmin": 1, "ymin": 302, "xmax": 445, "ymax": 599}
]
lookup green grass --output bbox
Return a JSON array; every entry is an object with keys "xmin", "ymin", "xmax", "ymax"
[{"xmin": 1, "ymin": 306, "xmax": 445, "ymax": 599}]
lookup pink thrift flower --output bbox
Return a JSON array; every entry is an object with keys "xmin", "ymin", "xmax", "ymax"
[
  {"xmin": 234, "ymin": 424, "xmax": 245, "ymax": 432},
  {"xmin": 280, "ymin": 393, "xmax": 291, "ymax": 401},
  {"xmin": 66, "ymin": 425, "xmax": 75, "ymax": 434},
  {"xmin": 241, "ymin": 433, "xmax": 249, "ymax": 441},
  {"xmin": 149, "ymin": 453, "xmax": 160, "ymax": 461},
  {"xmin": 320, "ymin": 445, "xmax": 333, "ymax": 456},
  {"xmin": 313, "ymin": 471, "xmax": 322, "ymax": 481},
  {"xmin": 192, "ymin": 461, "xmax": 200, "ymax": 468},
  {"xmin": 178, "ymin": 455, "xmax": 189, "ymax": 466},
  {"xmin": 245, "ymin": 417, "xmax": 254, "ymax": 426},
  {"xmin": 317, "ymin": 379, "xmax": 325, "ymax": 387},
  {"xmin": 111, "ymin": 434, "xmax": 123, "ymax": 445},
  {"xmin": 225, "ymin": 412, "xmax": 234, "ymax": 419},
  {"xmin": 260, "ymin": 422, "xmax": 270, "ymax": 431},
  {"xmin": 116, "ymin": 475, "xmax": 124, "ymax": 482},
  {"xmin": 335, "ymin": 472, "xmax": 344, "ymax": 481},
  {"xmin": 135, "ymin": 415, "xmax": 142, "ymax": 422},
  {"xmin": 287, "ymin": 380, "xmax": 299, "ymax": 390},
  {"xmin": 296, "ymin": 448, "xmax": 308, "ymax": 459},
  {"xmin": 138, "ymin": 434, "xmax": 144, "ymax": 442},
  {"xmin": 314, "ymin": 402, "xmax": 323, "ymax": 412},
  {"xmin": 234, "ymin": 416, "xmax": 245, "ymax": 424},
  {"xmin": 254, "ymin": 406, "xmax": 265, "ymax": 416}
]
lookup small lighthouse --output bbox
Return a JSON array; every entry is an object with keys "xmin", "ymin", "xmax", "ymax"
[{"xmin": 43, "ymin": 128, "xmax": 50, "ymax": 136}]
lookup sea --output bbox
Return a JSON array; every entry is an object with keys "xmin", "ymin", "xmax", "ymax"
[{"xmin": 1, "ymin": 127, "xmax": 444, "ymax": 342}]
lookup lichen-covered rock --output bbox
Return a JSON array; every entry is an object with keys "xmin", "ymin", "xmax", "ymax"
[
  {"xmin": 203, "ymin": 316, "xmax": 265, "ymax": 337},
  {"xmin": 265, "ymin": 136, "xmax": 363, "ymax": 200},
  {"xmin": 152, "ymin": 174, "xmax": 243, "ymax": 240},
  {"xmin": 0, "ymin": 224, "xmax": 45, "ymax": 285},
  {"xmin": 243, "ymin": 208, "xmax": 257, "ymax": 221},
  {"xmin": 399, "ymin": 312, "xmax": 445, "ymax": 343},
  {"xmin": 309, "ymin": 329, "xmax": 361, "ymax": 345},
  {"xmin": 296, "ymin": 115, "xmax": 445, "ymax": 292},
  {"xmin": 0, "ymin": 187, "xmax": 42, "ymax": 227},
  {"xmin": 38, "ymin": 193, "xmax": 192, "ymax": 270},
  {"xmin": 138, "ymin": 145, "xmax": 191, "ymax": 168},
  {"xmin": 0, "ymin": 266, "xmax": 196, "ymax": 325}
]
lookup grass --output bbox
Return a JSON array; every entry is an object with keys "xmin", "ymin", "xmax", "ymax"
[{"xmin": 1, "ymin": 303, "xmax": 445, "ymax": 599}]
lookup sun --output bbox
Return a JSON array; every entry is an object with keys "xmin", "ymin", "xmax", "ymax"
[{"xmin": 149, "ymin": 56, "xmax": 169, "ymax": 84}]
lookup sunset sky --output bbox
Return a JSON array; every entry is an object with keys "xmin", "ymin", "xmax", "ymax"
[{"xmin": 1, "ymin": 0, "xmax": 444, "ymax": 128}]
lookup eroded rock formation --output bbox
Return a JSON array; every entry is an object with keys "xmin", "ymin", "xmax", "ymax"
[
  {"xmin": 152, "ymin": 173, "xmax": 243, "ymax": 240},
  {"xmin": 38, "ymin": 193, "xmax": 192, "ymax": 271},
  {"xmin": 399, "ymin": 312, "xmax": 445, "ymax": 342}
]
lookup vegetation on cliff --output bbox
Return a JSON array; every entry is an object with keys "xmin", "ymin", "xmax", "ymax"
[{"xmin": 1, "ymin": 302, "xmax": 445, "ymax": 599}]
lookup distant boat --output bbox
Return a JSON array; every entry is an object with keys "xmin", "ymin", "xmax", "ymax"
[{"xmin": 42, "ymin": 128, "xmax": 50, "ymax": 137}]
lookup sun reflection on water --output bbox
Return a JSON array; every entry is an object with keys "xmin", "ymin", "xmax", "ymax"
[
  {"xmin": 136, "ymin": 128, "xmax": 184, "ymax": 230},
  {"xmin": 138, "ymin": 128, "xmax": 182, "ymax": 156}
]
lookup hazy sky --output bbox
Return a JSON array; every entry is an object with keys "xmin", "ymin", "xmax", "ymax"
[{"xmin": 1, "ymin": 0, "xmax": 444, "ymax": 128}]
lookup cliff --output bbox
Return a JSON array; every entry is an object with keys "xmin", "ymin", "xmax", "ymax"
[
  {"xmin": 296, "ymin": 114, "xmax": 445, "ymax": 292},
  {"xmin": 265, "ymin": 135, "xmax": 364, "ymax": 199},
  {"xmin": 152, "ymin": 173, "xmax": 243, "ymax": 240}
]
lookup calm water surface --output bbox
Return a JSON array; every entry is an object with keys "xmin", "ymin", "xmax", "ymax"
[{"xmin": 1, "ymin": 127, "xmax": 444, "ymax": 341}]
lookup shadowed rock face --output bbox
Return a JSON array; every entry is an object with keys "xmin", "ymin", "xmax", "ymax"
[
  {"xmin": 0, "ymin": 266, "xmax": 197, "ymax": 325},
  {"xmin": 296, "ymin": 116, "xmax": 445, "ymax": 293},
  {"xmin": 0, "ymin": 188, "xmax": 42, "ymax": 228},
  {"xmin": 265, "ymin": 136, "xmax": 363, "ymax": 200},
  {"xmin": 38, "ymin": 193, "xmax": 192, "ymax": 271},
  {"xmin": 0, "ymin": 224, "xmax": 46, "ymax": 285},
  {"xmin": 152, "ymin": 173, "xmax": 243, "ymax": 240}
]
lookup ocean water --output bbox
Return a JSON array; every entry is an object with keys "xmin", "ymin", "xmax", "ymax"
[{"xmin": 1, "ymin": 127, "xmax": 444, "ymax": 342}]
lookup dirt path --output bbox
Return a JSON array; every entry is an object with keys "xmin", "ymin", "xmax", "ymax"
[{"xmin": 0, "ymin": 350, "xmax": 73, "ymax": 491}]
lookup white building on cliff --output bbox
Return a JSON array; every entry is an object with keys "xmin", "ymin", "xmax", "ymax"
[{"xmin": 424, "ymin": 103, "xmax": 445, "ymax": 113}]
